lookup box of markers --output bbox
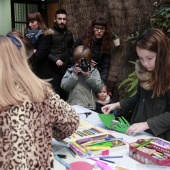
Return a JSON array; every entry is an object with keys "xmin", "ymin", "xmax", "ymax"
[
  {"xmin": 129, "ymin": 138, "xmax": 170, "ymax": 166},
  {"xmin": 64, "ymin": 120, "xmax": 126, "ymax": 156}
]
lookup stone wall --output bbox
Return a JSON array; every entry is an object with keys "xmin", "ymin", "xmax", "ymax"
[{"xmin": 60, "ymin": 0, "xmax": 161, "ymax": 99}]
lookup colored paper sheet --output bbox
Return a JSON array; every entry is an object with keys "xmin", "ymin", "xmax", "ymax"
[
  {"xmin": 66, "ymin": 161, "xmax": 93, "ymax": 170},
  {"xmin": 98, "ymin": 114, "xmax": 115, "ymax": 129},
  {"xmin": 98, "ymin": 114, "xmax": 130, "ymax": 134}
]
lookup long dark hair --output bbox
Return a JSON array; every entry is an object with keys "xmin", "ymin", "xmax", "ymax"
[
  {"xmin": 81, "ymin": 17, "xmax": 113, "ymax": 53},
  {"xmin": 135, "ymin": 28, "xmax": 170, "ymax": 97},
  {"xmin": 27, "ymin": 11, "xmax": 47, "ymax": 30}
]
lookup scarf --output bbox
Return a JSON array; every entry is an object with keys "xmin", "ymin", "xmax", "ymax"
[
  {"xmin": 96, "ymin": 95, "xmax": 111, "ymax": 105},
  {"xmin": 25, "ymin": 29, "xmax": 42, "ymax": 45},
  {"xmin": 135, "ymin": 59, "xmax": 153, "ymax": 90}
]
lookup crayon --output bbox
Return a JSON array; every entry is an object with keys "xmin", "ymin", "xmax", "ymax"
[{"xmin": 54, "ymin": 155, "xmax": 71, "ymax": 169}]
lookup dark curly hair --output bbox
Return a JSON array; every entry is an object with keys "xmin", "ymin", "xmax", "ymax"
[{"xmin": 80, "ymin": 17, "xmax": 113, "ymax": 53}]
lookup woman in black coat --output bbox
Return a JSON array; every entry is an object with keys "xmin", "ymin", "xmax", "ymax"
[
  {"xmin": 72, "ymin": 17, "xmax": 113, "ymax": 84},
  {"xmin": 25, "ymin": 11, "xmax": 53, "ymax": 79}
]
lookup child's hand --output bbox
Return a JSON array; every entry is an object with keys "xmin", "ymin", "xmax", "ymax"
[
  {"xmin": 74, "ymin": 65, "xmax": 81, "ymax": 76},
  {"xmin": 81, "ymin": 68, "xmax": 90, "ymax": 77},
  {"xmin": 91, "ymin": 60, "xmax": 97, "ymax": 67}
]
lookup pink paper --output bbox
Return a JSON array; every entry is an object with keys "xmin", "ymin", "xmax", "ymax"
[{"xmin": 66, "ymin": 161, "xmax": 93, "ymax": 170}]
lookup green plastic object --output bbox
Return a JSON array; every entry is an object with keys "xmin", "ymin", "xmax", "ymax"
[{"xmin": 98, "ymin": 114, "xmax": 130, "ymax": 134}]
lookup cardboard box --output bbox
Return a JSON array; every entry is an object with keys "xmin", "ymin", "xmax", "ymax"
[
  {"xmin": 129, "ymin": 138, "xmax": 170, "ymax": 166},
  {"xmin": 64, "ymin": 120, "xmax": 126, "ymax": 156}
]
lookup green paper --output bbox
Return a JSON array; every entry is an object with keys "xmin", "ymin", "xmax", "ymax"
[
  {"xmin": 98, "ymin": 114, "xmax": 130, "ymax": 134},
  {"xmin": 98, "ymin": 114, "xmax": 115, "ymax": 128}
]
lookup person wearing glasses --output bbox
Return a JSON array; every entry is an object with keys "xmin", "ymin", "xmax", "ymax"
[{"xmin": 72, "ymin": 17, "xmax": 113, "ymax": 84}]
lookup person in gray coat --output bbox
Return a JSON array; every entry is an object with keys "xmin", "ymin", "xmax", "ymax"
[
  {"xmin": 102, "ymin": 28, "xmax": 170, "ymax": 142},
  {"xmin": 61, "ymin": 45, "xmax": 104, "ymax": 110}
]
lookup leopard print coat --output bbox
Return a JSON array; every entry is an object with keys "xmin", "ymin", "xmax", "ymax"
[{"xmin": 0, "ymin": 87, "xmax": 79, "ymax": 170}]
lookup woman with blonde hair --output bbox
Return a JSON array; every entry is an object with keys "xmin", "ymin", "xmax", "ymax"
[{"xmin": 0, "ymin": 34, "xmax": 79, "ymax": 169}]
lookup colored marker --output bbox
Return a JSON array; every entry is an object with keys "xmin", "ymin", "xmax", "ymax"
[
  {"xmin": 69, "ymin": 143, "xmax": 84, "ymax": 157},
  {"xmin": 96, "ymin": 160, "xmax": 113, "ymax": 170},
  {"xmin": 54, "ymin": 155, "xmax": 71, "ymax": 169},
  {"xmin": 86, "ymin": 146, "xmax": 111, "ymax": 151},
  {"xmin": 105, "ymin": 137, "xmax": 123, "ymax": 141},
  {"xmin": 90, "ymin": 141, "xmax": 113, "ymax": 147},
  {"xmin": 90, "ymin": 155, "xmax": 123, "ymax": 158},
  {"xmin": 72, "ymin": 141, "xmax": 86, "ymax": 153},
  {"xmin": 99, "ymin": 158, "xmax": 115, "ymax": 163},
  {"xmin": 75, "ymin": 131, "xmax": 84, "ymax": 137},
  {"xmin": 66, "ymin": 146, "xmax": 76, "ymax": 157}
]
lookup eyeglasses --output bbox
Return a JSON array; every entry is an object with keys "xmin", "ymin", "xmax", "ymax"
[{"xmin": 94, "ymin": 26, "xmax": 105, "ymax": 31}]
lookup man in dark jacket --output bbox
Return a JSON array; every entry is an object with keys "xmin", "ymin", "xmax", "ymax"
[{"xmin": 49, "ymin": 8, "xmax": 74, "ymax": 100}]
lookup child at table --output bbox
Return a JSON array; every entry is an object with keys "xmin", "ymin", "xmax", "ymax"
[
  {"xmin": 102, "ymin": 28, "xmax": 170, "ymax": 142},
  {"xmin": 61, "ymin": 45, "xmax": 104, "ymax": 110},
  {"xmin": 95, "ymin": 85, "xmax": 119, "ymax": 115}
]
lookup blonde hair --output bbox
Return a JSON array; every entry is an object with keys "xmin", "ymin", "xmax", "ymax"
[
  {"xmin": 0, "ymin": 35, "xmax": 51, "ymax": 108},
  {"xmin": 73, "ymin": 45, "xmax": 92, "ymax": 63}
]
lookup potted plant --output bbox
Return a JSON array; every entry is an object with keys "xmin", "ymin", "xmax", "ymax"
[
  {"xmin": 112, "ymin": 34, "xmax": 120, "ymax": 46},
  {"xmin": 150, "ymin": 7, "xmax": 170, "ymax": 42},
  {"xmin": 118, "ymin": 61, "xmax": 138, "ymax": 99},
  {"xmin": 125, "ymin": 31, "xmax": 140, "ymax": 44}
]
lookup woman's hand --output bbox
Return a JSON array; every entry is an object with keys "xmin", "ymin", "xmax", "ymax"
[
  {"xmin": 101, "ymin": 102, "xmax": 120, "ymax": 114},
  {"xmin": 126, "ymin": 122, "xmax": 149, "ymax": 136},
  {"xmin": 56, "ymin": 60, "xmax": 63, "ymax": 67}
]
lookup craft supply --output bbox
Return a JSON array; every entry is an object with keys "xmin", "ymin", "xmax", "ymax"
[
  {"xmin": 66, "ymin": 146, "xmax": 76, "ymax": 157},
  {"xmin": 90, "ymin": 157, "xmax": 114, "ymax": 170},
  {"xmin": 75, "ymin": 131, "xmax": 84, "ymax": 137},
  {"xmin": 54, "ymin": 155, "xmax": 71, "ymax": 169},
  {"xmin": 69, "ymin": 143, "xmax": 84, "ymax": 157},
  {"xmin": 79, "ymin": 112, "xmax": 92, "ymax": 118},
  {"xmin": 96, "ymin": 160, "xmax": 113, "ymax": 170},
  {"xmin": 102, "ymin": 150, "xmax": 109, "ymax": 155},
  {"xmin": 105, "ymin": 137, "xmax": 123, "ymax": 141},
  {"xmin": 72, "ymin": 141, "xmax": 86, "ymax": 153},
  {"xmin": 90, "ymin": 155, "xmax": 123, "ymax": 159},
  {"xmin": 99, "ymin": 158, "xmax": 115, "ymax": 164},
  {"xmin": 135, "ymin": 140, "xmax": 152, "ymax": 148},
  {"xmin": 90, "ymin": 141, "xmax": 113, "ymax": 147},
  {"xmin": 129, "ymin": 137, "xmax": 170, "ymax": 166},
  {"xmin": 86, "ymin": 146, "xmax": 111, "ymax": 151},
  {"xmin": 56, "ymin": 154, "xmax": 66, "ymax": 159},
  {"xmin": 66, "ymin": 161, "xmax": 93, "ymax": 170},
  {"xmin": 98, "ymin": 114, "xmax": 130, "ymax": 133}
]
